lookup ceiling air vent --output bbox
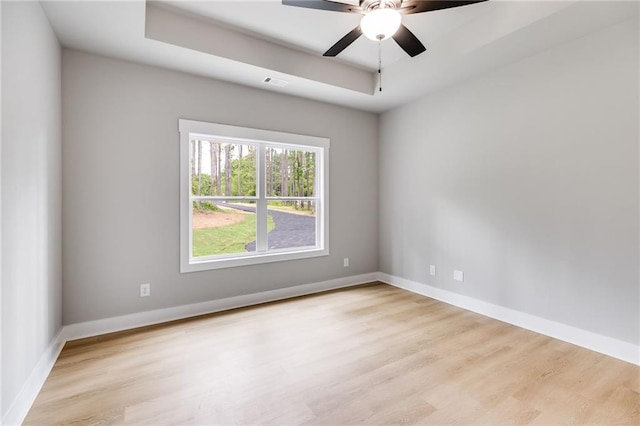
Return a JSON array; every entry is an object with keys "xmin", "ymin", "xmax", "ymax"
[{"xmin": 263, "ymin": 77, "xmax": 289, "ymax": 88}]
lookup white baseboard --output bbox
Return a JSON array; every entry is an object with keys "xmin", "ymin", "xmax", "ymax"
[
  {"xmin": 1, "ymin": 330, "xmax": 65, "ymax": 426},
  {"xmin": 61, "ymin": 272, "xmax": 379, "ymax": 342},
  {"xmin": 379, "ymin": 273, "xmax": 640, "ymax": 366}
]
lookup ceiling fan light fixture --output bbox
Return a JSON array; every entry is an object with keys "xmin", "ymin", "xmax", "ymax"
[{"xmin": 360, "ymin": 8, "xmax": 401, "ymax": 41}]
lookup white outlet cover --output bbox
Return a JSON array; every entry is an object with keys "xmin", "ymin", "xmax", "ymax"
[
  {"xmin": 429, "ymin": 265, "xmax": 436, "ymax": 276},
  {"xmin": 140, "ymin": 283, "xmax": 151, "ymax": 297},
  {"xmin": 453, "ymin": 270, "xmax": 464, "ymax": 282},
  {"xmin": 343, "ymin": 258, "xmax": 349, "ymax": 267}
]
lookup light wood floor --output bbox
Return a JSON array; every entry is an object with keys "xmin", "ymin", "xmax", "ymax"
[{"xmin": 25, "ymin": 283, "xmax": 639, "ymax": 425}]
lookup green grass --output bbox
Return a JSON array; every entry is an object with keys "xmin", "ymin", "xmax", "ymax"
[
  {"xmin": 192, "ymin": 214, "xmax": 275, "ymax": 257},
  {"xmin": 193, "ymin": 201, "xmax": 223, "ymax": 212}
]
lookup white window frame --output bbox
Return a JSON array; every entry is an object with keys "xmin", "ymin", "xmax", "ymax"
[{"xmin": 179, "ymin": 119, "xmax": 330, "ymax": 273}]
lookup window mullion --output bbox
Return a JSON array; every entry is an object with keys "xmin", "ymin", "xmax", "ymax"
[{"xmin": 256, "ymin": 144, "xmax": 268, "ymax": 251}]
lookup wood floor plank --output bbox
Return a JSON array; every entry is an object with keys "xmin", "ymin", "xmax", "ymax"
[{"xmin": 24, "ymin": 283, "xmax": 640, "ymax": 425}]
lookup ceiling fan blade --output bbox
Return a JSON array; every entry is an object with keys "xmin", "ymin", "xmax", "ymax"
[
  {"xmin": 282, "ymin": 0, "xmax": 363, "ymax": 14},
  {"xmin": 399, "ymin": 0, "xmax": 488, "ymax": 15},
  {"xmin": 392, "ymin": 24, "xmax": 426, "ymax": 57},
  {"xmin": 323, "ymin": 26, "xmax": 363, "ymax": 56}
]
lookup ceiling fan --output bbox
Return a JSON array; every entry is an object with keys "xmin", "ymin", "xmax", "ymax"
[{"xmin": 282, "ymin": 0, "xmax": 488, "ymax": 58}]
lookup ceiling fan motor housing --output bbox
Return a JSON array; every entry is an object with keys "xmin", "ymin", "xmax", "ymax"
[{"xmin": 361, "ymin": 0, "xmax": 403, "ymax": 13}]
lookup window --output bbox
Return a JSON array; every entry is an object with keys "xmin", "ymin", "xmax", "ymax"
[{"xmin": 179, "ymin": 119, "xmax": 329, "ymax": 272}]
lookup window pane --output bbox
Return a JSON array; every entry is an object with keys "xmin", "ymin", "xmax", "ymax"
[
  {"xmin": 266, "ymin": 201, "xmax": 316, "ymax": 250},
  {"xmin": 192, "ymin": 202, "xmax": 257, "ymax": 257},
  {"xmin": 265, "ymin": 147, "xmax": 316, "ymax": 197},
  {"xmin": 190, "ymin": 140, "xmax": 256, "ymax": 197}
]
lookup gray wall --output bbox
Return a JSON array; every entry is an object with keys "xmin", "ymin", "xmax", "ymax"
[
  {"xmin": 62, "ymin": 50, "xmax": 378, "ymax": 325},
  {"xmin": 379, "ymin": 17, "xmax": 639, "ymax": 345},
  {"xmin": 1, "ymin": 1, "xmax": 62, "ymax": 419}
]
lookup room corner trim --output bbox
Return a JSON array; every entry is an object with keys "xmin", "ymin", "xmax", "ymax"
[
  {"xmin": 379, "ymin": 273, "xmax": 640, "ymax": 366},
  {"xmin": 60, "ymin": 272, "xmax": 380, "ymax": 343},
  {"xmin": 1, "ymin": 330, "xmax": 65, "ymax": 426}
]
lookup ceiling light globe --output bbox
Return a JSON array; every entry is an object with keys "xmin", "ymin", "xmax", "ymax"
[{"xmin": 361, "ymin": 8, "xmax": 402, "ymax": 41}]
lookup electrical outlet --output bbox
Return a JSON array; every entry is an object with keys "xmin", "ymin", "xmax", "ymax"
[
  {"xmin": 453, "ymin": 270, "xmax": 464, "ymax": 282},
  {"xmin": 140, "ymin": 283, "xmax": 151, "ymax": 297},
  {"xmin": 429, "ymin": 265, "xmax": 436, "ymax": 276},
  {"xmin": 343, "ymin": 258, "xmax": 350, "ymax": 267}
]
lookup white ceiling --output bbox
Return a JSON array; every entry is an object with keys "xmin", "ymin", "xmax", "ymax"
[{"xmin": 41, "ymin": 0, "xmax": 638, "ymax": 113}]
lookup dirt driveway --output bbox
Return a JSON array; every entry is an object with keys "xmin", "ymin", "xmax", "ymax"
[{"xmin": 192, "ymin": 210, "xmax": 249, "ymax": 229}]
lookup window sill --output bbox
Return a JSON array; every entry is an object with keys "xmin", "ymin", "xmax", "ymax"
[{"xmin": 181, "ymin": 247, "xmax": 330, "ymax": 273}]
